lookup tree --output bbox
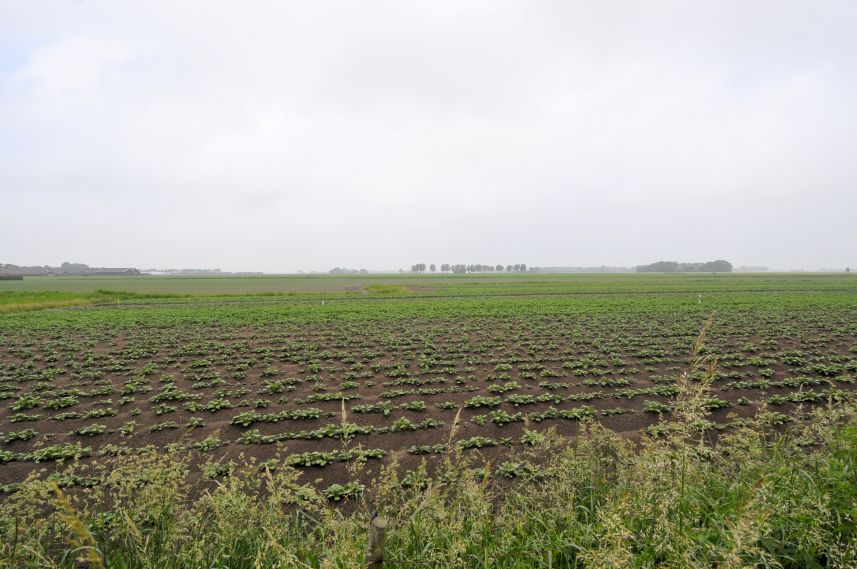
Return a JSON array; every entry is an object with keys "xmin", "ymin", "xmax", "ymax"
[
  {"xmin": 636, "ymin": 260, "xmax": 732, "ymax": 273},
  {"xmin": 702, "ymin": 260, "xmax": 732, "ymax": 273},
  {"xmin": 430, "ymin": 264, "xmax": 436, "ymax": 272},
  {"xmin": 636, "ymin": 261, "xmax": 679, "ymax": 273}
]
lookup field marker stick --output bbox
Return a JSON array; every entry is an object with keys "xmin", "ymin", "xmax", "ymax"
[{"xmin": 366, "ymin": 516, "xmax": 389, "ymax": 568}]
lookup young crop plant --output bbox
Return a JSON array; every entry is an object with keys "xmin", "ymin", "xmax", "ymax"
[
  {"xmin": 385, "ymin": 363, "xmax": 410, "ymax": 378},
  {"xmin": 149, "ymin": 421, "xmax": 178, "ymax": 432},
  {"xmin": 768, "ymin": 391, "xmax": 824, "ymax": 405},
  {"xmin": 643, "ymin": 399, "xmax": 672, "ymax": 414},
  {"xmin": 192, "ymin": 435, "xmax": 223, "ymax": 452},
  {"xmin": 408, "ymin": 444, "xmax": 446, "ymax": 455},
  {"xmin": 487, "ymin": 381, "xmax": 520, "ymax": 394},
  {"xmin": 1, "ymin": 428, "xmax": 38, "ymax": 443},
  {"xmin": 323, "ymin": 481, "xmax": 365, "ymax": 502},
  {"xmin": 119, "ymin": 421, "xmax": 137, "ymax": 436},
  {"xmin": 379, "ymin": 389, "xmax": 411, "ymax": 400},
  {"xmin": 83, "ymin": 407, "xmax": 118, "ymax": 419},
  {"xmin": 230, "ymin": 407, "xmax": 321, "ymax": 427},
  {"xmin": 11, "ymin": 394, "xmax": 40, "ymax": 411},
  {"xmin": 583, "ymin": 378, "xmax": 632, "ymax": 387},
  {"xmin": 520, "ymin": 428, "xmax": 546, "ymax": 447},
  {"xmin": 488, "ymin": 409, "xmax": 524, "ymax": 426},
  {"xmin": 52, "ymin": 412, "xmax": 82, "ymax": 421},
  {"xmin": 352, "ymin": 402, "xmax": 396, "ymax": 416},
  {"xmin": 457, "ymin": 436, "xmax": 497, "ymax": 450},
  {"xmin": 700, "ymin": 397, "xmax": 731, "ymax": 410},
  {"xmin": 780, "ymin": 351, "xmax": 806, "ymax": 365},
  {"xmin": 288, "ymin": 451, "xmax": 335, "ymax": 467},
  {"xmin": 97, "ymin": 444, "xmax": 132, "ymax": 457},
  {"xmin": 538, "ymin": 381, "xmax": 570, "ymax": 391},
  {"xmin": 302, "ymin": 392, "xmax": 361, "ymax": 403},
  {"xmin": 154, "ymin": 403, "xmax": 177, "ymax": 416},
  {"xmin": 203, "ymin": 397, "xmax": 232, "ymax": 412},
  {"xmin": 600, "ymin": 407, "xmax": 633, "ymax": 417},
  {"xmin": 68, "ymin": 423, "xmax": 107, "ymax": 437},
  {"xmin": 530, "ymin": 405, "xmax": 596, "ymax": 422},
  {"xmin": 201, "ymin": 460, "xmax": 235, "ymax": 479},
  {"xmin": 186, "ymin": 417, "xmax": 205, "ymax": 428},
  {"xmin": 758, "ymin": 410, "xmax": 793, "ymax": 426},
  {"xmin": 504, "ymin": 394, "xmax": 537, "ymax": 406},
  {"xmin": 151, "ymin": 385, "xmax": 199, "ymax": 403},
  {"xmin": 259, "ymin": 380, "xmax": 287, "ymax": 394},
  {"xmin": 465, "ymin": 395, "xmax": 501, "ymax": 408},
  {"xmin": 295, "ymin": 422, "xmax": 374, "ymax": 441},
  {"xmin": 401, "ymin": 400, "xmax": 427, "ymax": 412},
  {"xmin": 260, "ymin": 366, "xmax": 279, "ymax": 377},
  {"xmin": 385, "ymin": 416, "xmax": 444, "ymax": 433},
  {"xmin": 23, "ymin": 442, "xmax": 91, "ymax": 463},
  {"xmin": 43, "ymin": 396, "xmax": 78, "ymax": 410},
  {"xmin": 237, "ymin": 429, "xmax": 277, "ymax": 444},
  {"xmin": 497, "ymin": 460, "xmax": 539, "ymax": 479},
  {"xmin": 400, "ymin": 469, "xmax": 429, "ymax": 490},
  {"xmin": 342, "ymin": 448, "xmax": 386, "ymax": 461}
]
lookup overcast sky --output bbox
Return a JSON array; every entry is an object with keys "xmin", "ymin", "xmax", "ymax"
[{"xmin": 2, "ymin": 1, "xmax": 855, "ymax": 272}]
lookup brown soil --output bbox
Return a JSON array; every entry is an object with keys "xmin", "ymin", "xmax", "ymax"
[{"xmin": 1, "ymin": 316, "xmax": 855, "ymax": 494}]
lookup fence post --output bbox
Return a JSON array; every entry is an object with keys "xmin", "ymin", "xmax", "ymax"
[{"xmin": 366, "ymin": 516, "xmax": 389, "ymax": 568}]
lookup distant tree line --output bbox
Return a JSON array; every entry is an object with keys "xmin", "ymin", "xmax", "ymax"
[
  {"xmin": 411, "ymin": 263, "xmax": 529, "ymax": 274},
  {"xmin": 636, "ymin": 260, "xmax": 733, "ymax": 273}
]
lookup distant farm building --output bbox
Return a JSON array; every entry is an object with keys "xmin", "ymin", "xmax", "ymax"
[
  {"xmin": 90, "ymin": 268, "xmax": 142, "ymax": 276},
  {"xmin": 0, "ymin": 263, "xmax": 142, "ymax": 277}
]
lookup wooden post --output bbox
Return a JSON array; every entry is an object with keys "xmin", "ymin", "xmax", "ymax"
[{"xmin": 366, "ymin": 516, "xmax": 389, "ymax": 568}]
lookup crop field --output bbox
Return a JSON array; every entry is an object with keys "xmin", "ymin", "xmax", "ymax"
[
  {"xmin": 1, "ymin": 273, "xmax": 856, "ymax": 567},
  {"xmin": 1, "ymin": 273, "xmax": 855, "ymax": 490}
]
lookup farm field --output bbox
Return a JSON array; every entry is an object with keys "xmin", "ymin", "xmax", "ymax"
[
  {"xmin": 1, "ymin": 273, "xmax": 856, "ymax": 567},
  {"xmin": 1, "ymin": 271, "xmax": 856, "ymax": 296},
  {"xmin": 1, "ymin": 273, "xmax": 855, "ymax": 488}
]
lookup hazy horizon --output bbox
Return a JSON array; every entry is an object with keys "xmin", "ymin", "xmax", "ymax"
[
  {"xmin": 1, "ymin": 259, "xmax": 849, "ymax": 275},
  {"xmin": 3, "ymin": 1, "xmax": 856, "ymax": 272}
]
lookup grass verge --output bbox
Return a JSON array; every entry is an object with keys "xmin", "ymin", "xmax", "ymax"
[{"xmin": 0, "ymin": 290, "xmax": 174, "ymax": 314}]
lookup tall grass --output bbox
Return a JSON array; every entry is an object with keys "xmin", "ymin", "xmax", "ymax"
[
  {"xmin": 0, "ymin": 323, "xmax": 855, "ymax": 567},
  {"xmin": 0, "ymin": 290, "xmax": 172, "ymax": 314}
]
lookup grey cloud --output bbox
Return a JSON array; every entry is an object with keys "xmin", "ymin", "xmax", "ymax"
[{"xmin": 1, "ymin": 1, "xmax": 855, "ymax": 272}]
